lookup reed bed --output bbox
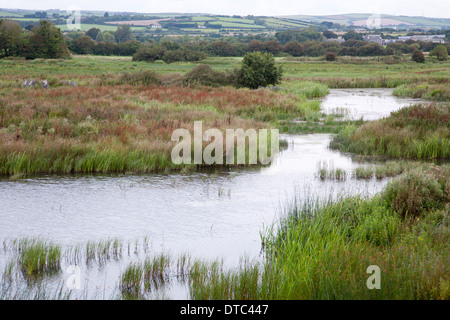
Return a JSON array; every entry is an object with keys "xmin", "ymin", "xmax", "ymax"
[
  {"xmin": 5, "ymin": 238, "xmax": 63, "ymax": 279},
  {"xmin": 188, "ymin": 164, "xmax": 449, "ymax": 299},
  {"xmin": 394, "ymin": 82, "xmax": 450, "ymax": 101},
  {"xmin": 330, "ymin": 104, "xmax": 450, "ymax": 160},
  {"xmin": 316, "ymin": 160, "xmax": 347, "ymax": 181},
  {"xmin": 0, "ymin": 82, "xmax": 303, "ymax": 175}
]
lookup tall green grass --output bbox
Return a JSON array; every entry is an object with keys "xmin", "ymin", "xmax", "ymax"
[
  {"xmin": 186, "ymin": 165, "xmax": 450, "ymax": 299},
  {"xmin": 282, "ymin": 80, "xmax": 329, "ymax": 99},
  {"xmin": 0, "ymin": 149, "xmax": 176, "ymax": 176},
  {"xmin": 15, "ymin": 239, "xmax": 62, "ymax": 278},
  {"xmin": 330, "ymin": 104, "xmax": 450, "ymax": 160},
  {"xmin": 394, "ymin": 83, "xmax": 450, "ymax": 101}
]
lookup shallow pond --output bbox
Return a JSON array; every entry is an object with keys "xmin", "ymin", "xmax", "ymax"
[
  {"xmin": 0, "ymin": 88, "xmax": 426, "ymax": 299},
  {"xmin": 320, "ymin": 88, "xmax": 426, "ymax": 120}
]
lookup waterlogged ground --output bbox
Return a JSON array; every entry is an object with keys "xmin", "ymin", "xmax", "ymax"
[
  {"xmin": 320, "ymin": 88, "xmax": 426, "ymax": 120},
  {"xmin": 0, "ymin": 88, "xmax": 425, "ymax": 299}
]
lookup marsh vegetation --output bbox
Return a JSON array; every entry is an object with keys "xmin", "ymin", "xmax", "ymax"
[{"xmin": 0, "ymin": 54, "xmax": 449, "ymax": 300}]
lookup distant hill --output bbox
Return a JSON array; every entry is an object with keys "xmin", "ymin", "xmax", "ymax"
[
  {"xmin": 281, "ymin": 13, "xmax": 450, "ymax": 29},
  {"xmin": 1, "ymin": 8, "xmax": 448, "ymax": 33}
]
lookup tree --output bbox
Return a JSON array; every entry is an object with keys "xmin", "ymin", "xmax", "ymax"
[
  {"xmin": 86, "ymin": 28, "xmax": 101, "ymax": 40},
  {"xmin": 429, "ymin": 45, "xmax": 448, "ymax": 61},
  {"xmin": 411, "ymin": 49, "xmax": 425, "ymax": 63},
  {"xmin": 103, "ymin": 32, "xmax": 116, "ymax": 43},
  {"xmin": 133, "ymin": 45, "xmax": 166, "ymax": 62},
  {"xmin": 27, "ymin": 21, "xmax": 70, "ymax": 59},
  {"xmin": 323, "ymin": 30, "xmax": 338, "ymax": 39},
  {"xmin": 302, "ymin": 41, "xmax": 326, "ymax": 56},
  {"xmin": 283, "ymin": 41, "xmax": 303, "ymax": 57},
  {"xmin": 358, "ymin": 43, "xmax": 386, "ymax": 56},
  {"xmin": 275, "ymin": 27, "xmax": 323, "ymax": 44},
  {"xmin": 104, "ymin": 12, "xmax": 109, "ymax": 18},
  {"xmin": 325, "ymin": 51, "xmax": 337, "ymax": 61},
  {"xmin": 73, "ymin": 35, "xmax": 95, "ymax": 54},
  {"xmin": 96, "ymin": 31, "xmax": 104, "ymax": 42},
  {"xmin": 236, "ymin": 52, "xmax": 283, "ymax": 89},
  {"xmin": 115, "ymin": 25, "xmax": 132, "ymax": 43},
  {"xmin": 248, "ymin": 39, "xmax": 264, "ymax": 52},
  {"xmin": 343, "ymin": 30, "xmax": 363, "ymax": 41},
  {"xmin": 262, "ymin": 40, "xmax": 282, "ymax": 54},
  {"xmin": 208, "ymin": 41, "xmax": 234, "ymax": 56},
  {"xmin": 0, "ymin": 20, "xmax": 23, "ymax": 58}
]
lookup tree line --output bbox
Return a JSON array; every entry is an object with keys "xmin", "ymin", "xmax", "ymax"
[
  {"xmin": 0, "ymin": 20, "xmax": 70, "ymax": 59},
  {"xmin": 1, "ymin": 19, "xmax": 449, "ymax": 62}
]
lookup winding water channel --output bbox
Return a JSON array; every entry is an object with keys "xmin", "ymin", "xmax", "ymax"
[{"xmin": 0, "ymin": 88, "xmax": 426, "ymax": 299}]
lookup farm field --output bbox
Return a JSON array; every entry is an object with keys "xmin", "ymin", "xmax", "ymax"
[{"xmin": 55, "ymin": 23, "xmax": 147, "ymax": 32}]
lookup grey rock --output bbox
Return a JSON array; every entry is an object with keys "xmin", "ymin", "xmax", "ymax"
[
  {"xmin": 40, "ymin": 80, "xmax": 50, "ymax": 89},
  {"xmin": 21, "ymin": 80, "xmax": 36, "ymax": 88}
]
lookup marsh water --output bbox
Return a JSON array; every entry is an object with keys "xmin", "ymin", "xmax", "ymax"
[
  {"xmin": 0, "ymin": 88, "xmax": 426, "ymax": 299},
  {"xmin": 319, "ymin": 88, "xmax": 425, "ymax": 120}
]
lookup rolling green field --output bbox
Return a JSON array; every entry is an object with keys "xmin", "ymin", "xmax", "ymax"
[
  {"xmin": 2, "ymin": 55, "xmax": 448, "ymax": 79},
  {"xmin": 0, "ymin": 11, "xmax": 23, "ymax": 17},
  {"xmin": 55, "ymin": 23, "xmax": 147, "ymax": 32},
  {"xmin": 283, "ymin": 13, "xmax": 450, "ymax": 28}
]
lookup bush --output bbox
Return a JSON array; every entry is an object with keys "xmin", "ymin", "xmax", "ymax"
[
  {"xmin": 119, "ymin": 70, "xmax": 161, "ymax": 86},
  {"xmin": 132, "ymin": 46, "xmax": 165, "ymax": 62},
  {"xmin": 354, "ymin": 205, "xmax": 401, "ymax": 246},
  {"xmin": 411, "ymin": 50, "xmax": 425, "ymax": 63},
  {"xmin": 283, "ymin": 41, "xmax": 303, "ymax": 57},
  {"xmin": 325, "ymin": 51, "xmax": 337, "ymax": 61},
  {"xmin": 382, "ymin": 167, "xmax": 448, "ymax": 218},
  {"xmin": 161, "ymin": 49, "xmax": 206, "ymax": 64},
  {"xmin": 133, "ymin": 46, "xmax": 206, "ymax": 64},
  {"xmin": 236, "ymin": 51, "xmax": 283, "ymax": 89},
  {"xmin": 430, "ymin": 45, "xmax": 448, "ymax": 61},
  {"xmin": 182, "ymin": 64, "xmax": 232, "ymax": 87}
]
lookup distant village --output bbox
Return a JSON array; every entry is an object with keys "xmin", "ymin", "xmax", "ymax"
[{"xmin": 326, "ymin": 28, "xmax": 447, "ymax": 45}]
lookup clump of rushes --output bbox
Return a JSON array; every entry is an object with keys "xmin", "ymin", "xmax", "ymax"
[
  {"xmin": 330, "ymin": 104, "xmax": 450, "ymax": 160},
  {"xmin": 17, "ymin": 238, "xmax": 61, "ymax": 279},
  {"xmin": 354, "ymin": 166, "xmax": 373, "ymax": 179},
  {"xmin": 143, "ymin": 253, "xmax": 171, "ymax": 291},
  {"xmin": 282, "ymin": 80, "xmax": 330, "ymax": 99},
  {"xmin": 316, "ymin": 161, "xmax": 347, "ymax": 181},
  {"xmin": 375, "ymin": 161, "xmax": 405, "ymax": 179},
  {"xmin": 85, "ymin": 238, "xmax": 123, "ymax": 265},
  {"xmin": 120, "ymin": 263, "xmax": 143, "ymax": 299}
]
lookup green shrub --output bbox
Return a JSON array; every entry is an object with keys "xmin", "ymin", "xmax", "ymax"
[
  {"xmin": 411, "ymin": 50, "xmax": 425, "ymax": 63},
  {"xmin": 161, "ymin": 49, "xmax": 206, "ymax": 64},
  {"xmin": 132, "ymin": 46, "xmax": 166, "ymax": 62},
  {"xmin": 325, "ymin": 51, "xmax": 337, "ymax": 61},
  {"xmin": 119, "ymin": 70, "xmax": 162, "ymax": 86},
  {"xmin": 236, "ymin": 52, "xmax": 283, "ymax": 89},
  {"xmin": 354, "ymin": 206, "xmax": 400, "ymax": 246},
  {"xmin": 430, "ymin": 45, "xmax": 448, "ymax": 61},
  {"xmin": 382, "ymin": 168, "xmax": 447, "ymax": 218},
  {"xmin": 182, "ymin": 64, "xmax": 232, "ymax": 87}
]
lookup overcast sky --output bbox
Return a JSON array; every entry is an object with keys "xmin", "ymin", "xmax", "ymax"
[{"xmin": 1, "ymin": 0, "xmax": 449, "ymax": 18}]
